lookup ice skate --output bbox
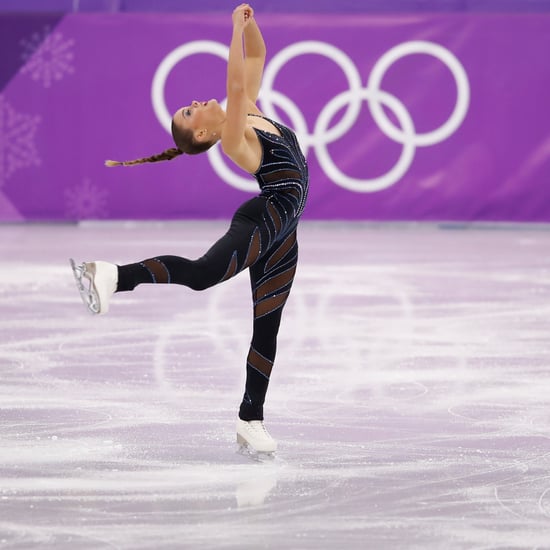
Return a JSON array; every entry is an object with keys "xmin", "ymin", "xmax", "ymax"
[
  {"xmin": 69, "ymin": 258, "xmax": 117, "ymax": 315},
  {"xmin": 236, "ymin": 418, "xmax": 277, "ymax": 455}
]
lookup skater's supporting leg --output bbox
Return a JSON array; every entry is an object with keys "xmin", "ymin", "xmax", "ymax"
[{"xmin": 239, "ymin": 230, "xmax": 298, "ymax": 421}]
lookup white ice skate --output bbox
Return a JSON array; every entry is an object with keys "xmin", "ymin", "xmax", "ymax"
[
  {"xmin": 237, "ymin": 418, "xmax": 277, "ymax": 454},
  {"xmin": 69, "ymin": 259, "xmax": 117, "ymax": 315}
]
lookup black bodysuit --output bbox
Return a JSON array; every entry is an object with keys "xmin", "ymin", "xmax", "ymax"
[{"xmin": 117, "ymin": 114, "xmax": 309, "ymax": 421}]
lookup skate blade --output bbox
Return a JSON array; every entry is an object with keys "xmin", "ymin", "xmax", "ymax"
[
  {"xmin": 236, "ymin": 436, "xmax": 275, "ymax": 462},
  {"xmin": 69, "ymin": 258, "xmax": 100, "ymax": 314}
]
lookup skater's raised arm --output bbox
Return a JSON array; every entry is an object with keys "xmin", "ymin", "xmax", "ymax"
[
  {"xmin": 221, "ymin": 4, "xmax": 253, "ymax": 159},
  {"xmin": 242, "ymin": 6, "xmax": 266, "ymax": 103}
]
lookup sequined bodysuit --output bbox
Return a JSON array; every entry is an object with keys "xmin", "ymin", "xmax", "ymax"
[
  {"xmin": 251, "ymin": 114, "xmax": 308, "ymax": 217},
  {"xmin": 117, "ymin": 114, "xmax": 309, "ymax": 421}
]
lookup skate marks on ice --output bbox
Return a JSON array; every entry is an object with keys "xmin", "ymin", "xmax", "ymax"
[{"xmin": 1, "ymin": 222, "xmax": 550, "ymax": 548}]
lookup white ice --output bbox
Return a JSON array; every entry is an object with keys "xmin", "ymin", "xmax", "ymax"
[{"xmin": 1, "ymin": 221, "xmax": 550, "ymax": 549}]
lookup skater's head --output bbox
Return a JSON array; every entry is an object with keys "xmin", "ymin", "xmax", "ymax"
[
  {"xmin": 171, "ymin": 99, "xmax": 224, "ymax": 155},
  {"xmin": 105, "ymin": 99, "xmax": 224, "ymax": 167}
]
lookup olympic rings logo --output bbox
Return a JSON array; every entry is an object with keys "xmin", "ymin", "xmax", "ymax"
[{"xmin": 151, "ymin": 39, "xmax": 470, "ymax": 193}]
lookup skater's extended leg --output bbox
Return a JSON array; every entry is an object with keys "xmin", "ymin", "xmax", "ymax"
[
  {"xmin": 116, "ymin": 198, "xmax": 270, "ymax": 293},
  {"xmin": 71, "ymin": 198, "xmax": 272, "ymax": 315},
  {"xmin": 71, "ymin": 200, "xmax": 263, "ymax": 314}
]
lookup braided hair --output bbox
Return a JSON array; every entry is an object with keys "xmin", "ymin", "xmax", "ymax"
[
  {"xmin": 105, "ymin": 118, "xmax": 216, "ymax": 167},
  {"xmin": 105, "ymin": 147, "xmax": 182, "ymax": 167}
]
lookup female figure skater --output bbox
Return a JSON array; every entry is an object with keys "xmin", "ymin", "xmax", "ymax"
[{"xmin": 71, "ymin": 4, "xmax": 309, "ymax": 454}]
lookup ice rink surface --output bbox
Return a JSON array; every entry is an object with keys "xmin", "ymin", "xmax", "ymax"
[{"xmin": 1, "ymin": 221, "xmax": 550, "ymax": 549}]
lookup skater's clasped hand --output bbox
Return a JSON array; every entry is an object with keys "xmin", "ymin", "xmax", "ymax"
[{"xmin": 232, "ymin": 3, "xmax": 253, "ymax": 30}]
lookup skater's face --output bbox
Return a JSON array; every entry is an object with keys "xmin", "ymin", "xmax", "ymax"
[{"xmin": 172, "ymin": 99, "xmax": 225, "ymax": 143}]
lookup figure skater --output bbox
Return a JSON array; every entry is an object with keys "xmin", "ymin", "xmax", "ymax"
[{"xmin": 70, "ymin": 3, "xmax": 309, "ymax": 454}]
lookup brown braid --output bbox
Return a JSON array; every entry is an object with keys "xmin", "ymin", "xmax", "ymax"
[{"xmin": 105, "ymin": 147, "xmax": 183, "ymax": 167}]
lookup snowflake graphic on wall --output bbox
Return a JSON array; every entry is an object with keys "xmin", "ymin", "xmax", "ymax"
[
  {"xmin": 65, "ymin": 178, "xmax": 110, "ymax": 219},
  {"xmin": 0, "ymin": 95, "xmax": 42, "ymax": 188},
  {"xmin": 20, "ymin": 26, "xmax": 75, "ymax": 88}
]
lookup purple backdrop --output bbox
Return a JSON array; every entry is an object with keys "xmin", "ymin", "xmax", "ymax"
[{"xmin": 0, "ymin": 13, "xmax": 549, "ymax": 221}]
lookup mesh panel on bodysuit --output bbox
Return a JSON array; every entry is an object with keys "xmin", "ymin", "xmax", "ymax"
[
  {"xmin": 267, "ymin": 202, "xmax": 282, "ymax": 233},
  {"xmin": 255, "ymin": 266, "xmax": 297, "ymax": 302},
  {"xmin": 220, "ymin": 251, "xmax": 238, "ymax": 283},
  {"xmin": 262, "ymin": 169, "xmax": 302, "ymax": 184},
  {"xmin": 255, "ymin": 290, "xmax": 291, "ymax": 319},
  {"xmin": 247, "ymin": 347, "xmax": 273, "ymax": 379},
  {"xmin": 141, "ymin": 259, "xmax": 170, "ymax": 283},
  {"xmin": 243, "ymin": 227, "xmax": 262, "ymax": 268},
  {"xmin": 265, "ymin": 231, "xmax": 296, "ymax": 273}
]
